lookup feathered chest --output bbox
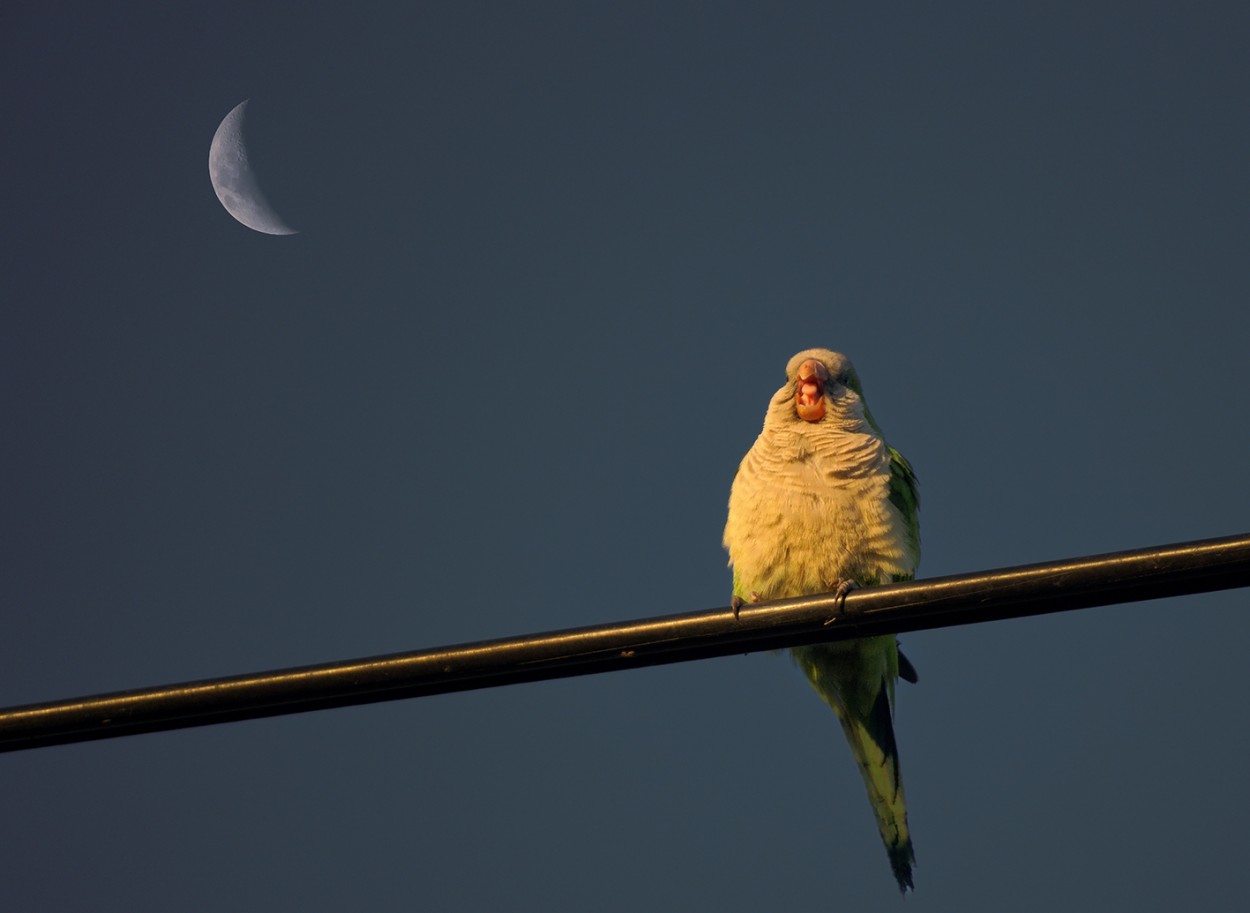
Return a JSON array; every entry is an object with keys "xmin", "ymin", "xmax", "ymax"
[{"xmin": 723, "ymin": 429, "xmax": 912, "ymax": 599}]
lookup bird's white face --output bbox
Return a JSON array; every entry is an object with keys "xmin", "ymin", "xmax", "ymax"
[{"xmin": 767, "ymin": 348, "xmax": 865, "ymax": 430}]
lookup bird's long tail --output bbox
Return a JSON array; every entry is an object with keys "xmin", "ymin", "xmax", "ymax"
[{"xmin": 792, "ymin": 641, "xmax": 915, "ymax": 892}]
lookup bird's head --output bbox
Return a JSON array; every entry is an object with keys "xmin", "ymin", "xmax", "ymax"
[{"xmin": 765, "ymin": 348, "xmax": 874, "ymax": 432}]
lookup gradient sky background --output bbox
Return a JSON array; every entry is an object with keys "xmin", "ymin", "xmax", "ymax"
[{"xmin": 4, "ymin": 4, "xmax": 1249, "ymax": 910}]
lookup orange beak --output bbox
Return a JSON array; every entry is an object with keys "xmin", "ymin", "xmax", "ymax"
[{"xmin": 794, "ymin": 359, "xmax": 828, "ymax": 422}]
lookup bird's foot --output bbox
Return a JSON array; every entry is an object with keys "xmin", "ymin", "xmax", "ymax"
[
  {"xmin": 731, "ymin": 592, "xmax": 762, "ymax": 620},
  {"xmin": 822, "ymin": 579, "xmax": 860, "ymax": 625}
]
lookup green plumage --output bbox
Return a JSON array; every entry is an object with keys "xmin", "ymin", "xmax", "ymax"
[{"xmin": 724, "ymin": 348, "xmax": 920, "ymax": 892}]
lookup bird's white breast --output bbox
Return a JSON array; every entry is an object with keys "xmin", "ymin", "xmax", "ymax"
[{"xmin": 724, "ymin": 428, "xmax": 913, "ymax": 601}]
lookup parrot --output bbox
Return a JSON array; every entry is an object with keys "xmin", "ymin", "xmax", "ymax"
[{"xmin": 723, "ymin": 347, "xmax": 921, "ymax": 893}]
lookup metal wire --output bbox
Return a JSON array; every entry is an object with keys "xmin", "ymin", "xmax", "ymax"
[{"xmin": 3, "ymin": 531, "xmax": 1249, "ymax": 753}]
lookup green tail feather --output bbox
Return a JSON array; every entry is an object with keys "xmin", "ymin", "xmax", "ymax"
[
  {"xmin": 848, "ymin": 684, "xmax": 915, "ymax": 892},
  {"xmin": 793, "ymin": 640, "xmax": 915, "ymax": 893}
]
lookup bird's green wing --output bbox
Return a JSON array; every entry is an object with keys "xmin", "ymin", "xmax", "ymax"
[
  {"xmin": 886, "ymin": 448, "xmax": 921, "ymax": 687},
  {"xmin": 886, "ymin": 446, "xmax": 920, "ymax": 572}
]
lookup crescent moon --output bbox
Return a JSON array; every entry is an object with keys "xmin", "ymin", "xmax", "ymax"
[{"xmin": 208, "ymin": 100, "xmax": 298, "ymax": 236}]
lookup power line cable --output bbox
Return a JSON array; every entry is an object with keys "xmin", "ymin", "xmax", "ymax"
[{"xmin": 2, "ymin": 532, "xmax": 1248, "ymax": 753}]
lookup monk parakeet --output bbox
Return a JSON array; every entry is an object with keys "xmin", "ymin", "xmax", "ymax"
[{"xmin": 723, "ymin": 348, "xmax": 921, "ymax": 892}]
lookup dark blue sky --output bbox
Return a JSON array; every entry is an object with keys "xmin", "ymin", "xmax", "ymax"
[{"xmin": 4, "ymin": 4, "xmax": 1249, "ymax": 909}]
